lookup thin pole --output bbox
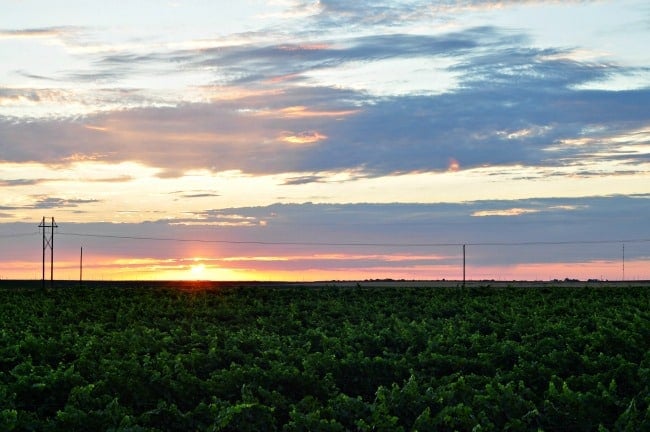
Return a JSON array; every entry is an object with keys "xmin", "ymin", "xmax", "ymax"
[
  {"xmin": 50, "ymin": 217, "xmax": 55, "ymax": 286},
  {"xmin": 462, "ymin": 244, "xmax": 466, "ymax": 287},
  {"xmin": 80, "ymin": 246, "xmax": 83, "ymax": 286},
  {"xmin": 622, "ymin": 243, "xmax": 625, "ymax": 282},
  {"xmin": 41, "ymin": 217, "xmax": 45, "ymax": 288}
]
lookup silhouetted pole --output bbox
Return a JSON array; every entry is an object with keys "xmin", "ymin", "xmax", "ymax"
[
  {"xmin": 462, "ymin": 244, "xmax": 466, "ymax": 287},
  {"xmin": 41, "ymin": 217, "xmax": 45, "ymax": 286},
  {"xmin": 50, "ymin": 218, "xmax": 54, "ymax": 283},
  {"xmin": 38, "ymin": 217, "xmax": 57, "ymax": 288},
  {"xmin": 622, "ymin": 243, "xmax": 625, "ymax": 281},
  {"xmin": 80, "ymin": 247, "xmax": 83, "ymax": 287}
]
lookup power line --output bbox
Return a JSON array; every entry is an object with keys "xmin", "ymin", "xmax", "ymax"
[
  {"xmin": 56, "ymin": 231, "xmax": 650, "ymax": 248},
  {"xmin": 0, "ymin": 232, "xmax": 38, "ymax": 238},
  {"xmin": 465, "ymin": 239, "xmax": 650, "ymax": 247},
  {"xmin": 57, "ymin": 231, "xmax": 459, "ymax": 247}
]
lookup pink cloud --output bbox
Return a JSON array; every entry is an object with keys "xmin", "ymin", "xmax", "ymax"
[{"xmin": 280, "ymin": 130, "xmax": 327, "ymax": 144}]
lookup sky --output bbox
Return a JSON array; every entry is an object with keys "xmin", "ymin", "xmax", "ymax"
[{"xmin": 1, "ymin": 0, "xmax": 649, "ymax": 281}]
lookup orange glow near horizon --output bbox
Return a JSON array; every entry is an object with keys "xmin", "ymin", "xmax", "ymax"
[{"xmin": 2, "ymin": 254, "xmax": 648, "ymax": 282}]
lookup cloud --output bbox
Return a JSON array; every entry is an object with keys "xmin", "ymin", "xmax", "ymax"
[
  {"xmin": 1, "ymin": 25, "xmax": 648, "ymax": 178},
  {"xmin": 0, "ymin": 27, "xmax": 79, "ymax": 40},
  {"xmin": 154, "ymin": 195, "xmax": 650, "ymax": 247},
  {"xmin": 0, "ymin": 85, "xmax": 359, "ymax": 173},
  {"xmin": 3, "ymin": 196, "xmax": 648, "ymax": 280},
  {"xmin": 2, "ymin": 81, "xmax": 648, "ymax": 178},
  {"xmin": 0, "ymin": 86, "xmax": 170, "ymax": 119},
  {"xmin": 0, "ymin": 196, "xmax": 101, "ymax": 211},
  {"xmin": 306, "ymin": 0, "xmax": 601, "ymax": 29},
  {"xmin": 190, "ymin": 31, "xmax": 478, "ymax": 86},
  {"xmin": 0, "ymin": 88, "xmax": 71, "ymax": 104},
  {"xmin": 282, "ymin": 174, "xmax": 328, "ymax": 185},
  {"xmin": 472, "ymin": 208, "xmax": 541, "ymax": 217},
  {"xmin": 177, "ymin": 193, "xmax": 221, "ymax": 199},
  {"xmin": 0, "ymin": 178, "xmax": 42, "ymax": 187},
  {"xmin": 254, "ymin": 105, "xmax": 360, "ymax": 119},
  {"xmin": 168, "ymin": 209, "xmax": 266, "ymax": 227},
  {"xmin": 32, "ymin": 197, "xmax": 101, "ymax": 209},
  {"xmin": 306, "ymin": 0, "xmax": 440, "ymax": 28},
  {"xmin": 470, "ymin": 203, "xmax": 587, "ymax": 217},
  {"xmin": 280, "ymin": 130, "xmax": 327, "ymax": 144}
]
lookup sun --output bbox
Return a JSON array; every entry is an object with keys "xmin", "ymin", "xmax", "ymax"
[{"xmin": 190, "ymin": 263, "xmax": 205, "ymax": 277}]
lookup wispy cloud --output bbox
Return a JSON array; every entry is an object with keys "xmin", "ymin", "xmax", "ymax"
[
  {"xmin": 178, "ymin": 193, "xmax": 220, "ymax": 199},
  {"xmin": 0, "ymin": 196, "xmax": 100, "ymax": 210},
  {"xmin": 303, "ymin": 0, "xmax": 605, "ymax": 29},
  {"xmin": 282, "ymin": 174, "xmax": 328, "ymax": 185},
  {"xmin": 280, "ymin": 130, "xmax": 327, "ymax": 145},
  {"xmin": 32, "ymin": 197, "xmax": 100, "ymax": 209},
  {"xmin": 0, "ymin": 178, "xmax": 42, "ymax": 187},
  {"xmin": 0, "ymin": 26, "xmax": 79, "ymax": 40}
]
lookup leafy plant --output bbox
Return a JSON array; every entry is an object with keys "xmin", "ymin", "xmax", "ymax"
[{"xmin": 0, "ymin": 283, "xmax": 648, "ymax": 430}]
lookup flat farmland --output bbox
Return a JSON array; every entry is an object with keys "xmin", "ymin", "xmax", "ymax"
[{"xmin": 1, "ymin": 281, "xmax": 648, "ymax": 431}]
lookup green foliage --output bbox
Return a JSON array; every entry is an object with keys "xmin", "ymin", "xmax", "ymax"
[{"xmin": 0, "ymin": 283, "xmax": 649, "ymax": 430}]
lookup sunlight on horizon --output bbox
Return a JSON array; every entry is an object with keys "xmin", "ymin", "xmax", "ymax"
[{"xmin": 2, "ymin": 255, "xmax": 648, "ymax": 282}]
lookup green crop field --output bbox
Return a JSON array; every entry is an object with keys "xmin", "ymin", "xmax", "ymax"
[{"xmin": 1, "ymin": 282, "xmax": 649, "ymax": 431}]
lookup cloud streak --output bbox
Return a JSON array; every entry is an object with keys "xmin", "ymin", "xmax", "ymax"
[
  {"xmin": 0, "ymin": 196, "xmax": 100, "ymax": 211},
  {"xmin": 0, "ymin": 26, "xmax": 79, "ymax": 40}
]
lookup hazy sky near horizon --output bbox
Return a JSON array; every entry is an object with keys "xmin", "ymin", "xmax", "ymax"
[{"xmin": 1, "ymin": 0, "xmax": 649, "ymax": 280}]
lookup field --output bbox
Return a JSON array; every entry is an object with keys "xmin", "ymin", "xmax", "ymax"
[{"xmin": 1, "ymin": 281, "xmax": 649, "ymax": 431}]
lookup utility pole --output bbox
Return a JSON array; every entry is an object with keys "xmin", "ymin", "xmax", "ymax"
[
  {"xmin": 38, "ymin": 217, "xmax": 57, "ymax": 288},
  {"xmin": 622, "ymin": 243, "xmax": 625, "ymax": 282},
  {"xmin": 462, "ymin": 244, "xmax": 466, "ymax": 288},
  {"xmin": 80, "ymin": 246, "xmax": 83, "ymax": 287}
]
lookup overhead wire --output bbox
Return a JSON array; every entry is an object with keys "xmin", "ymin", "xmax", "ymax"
[
  {"xmin": 56, "ymin": 231, "xmax": 650, "ymax": 248},
  {"xmin": 0, "ymin": 232, "xmax": 38, "ymax": 238}
]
